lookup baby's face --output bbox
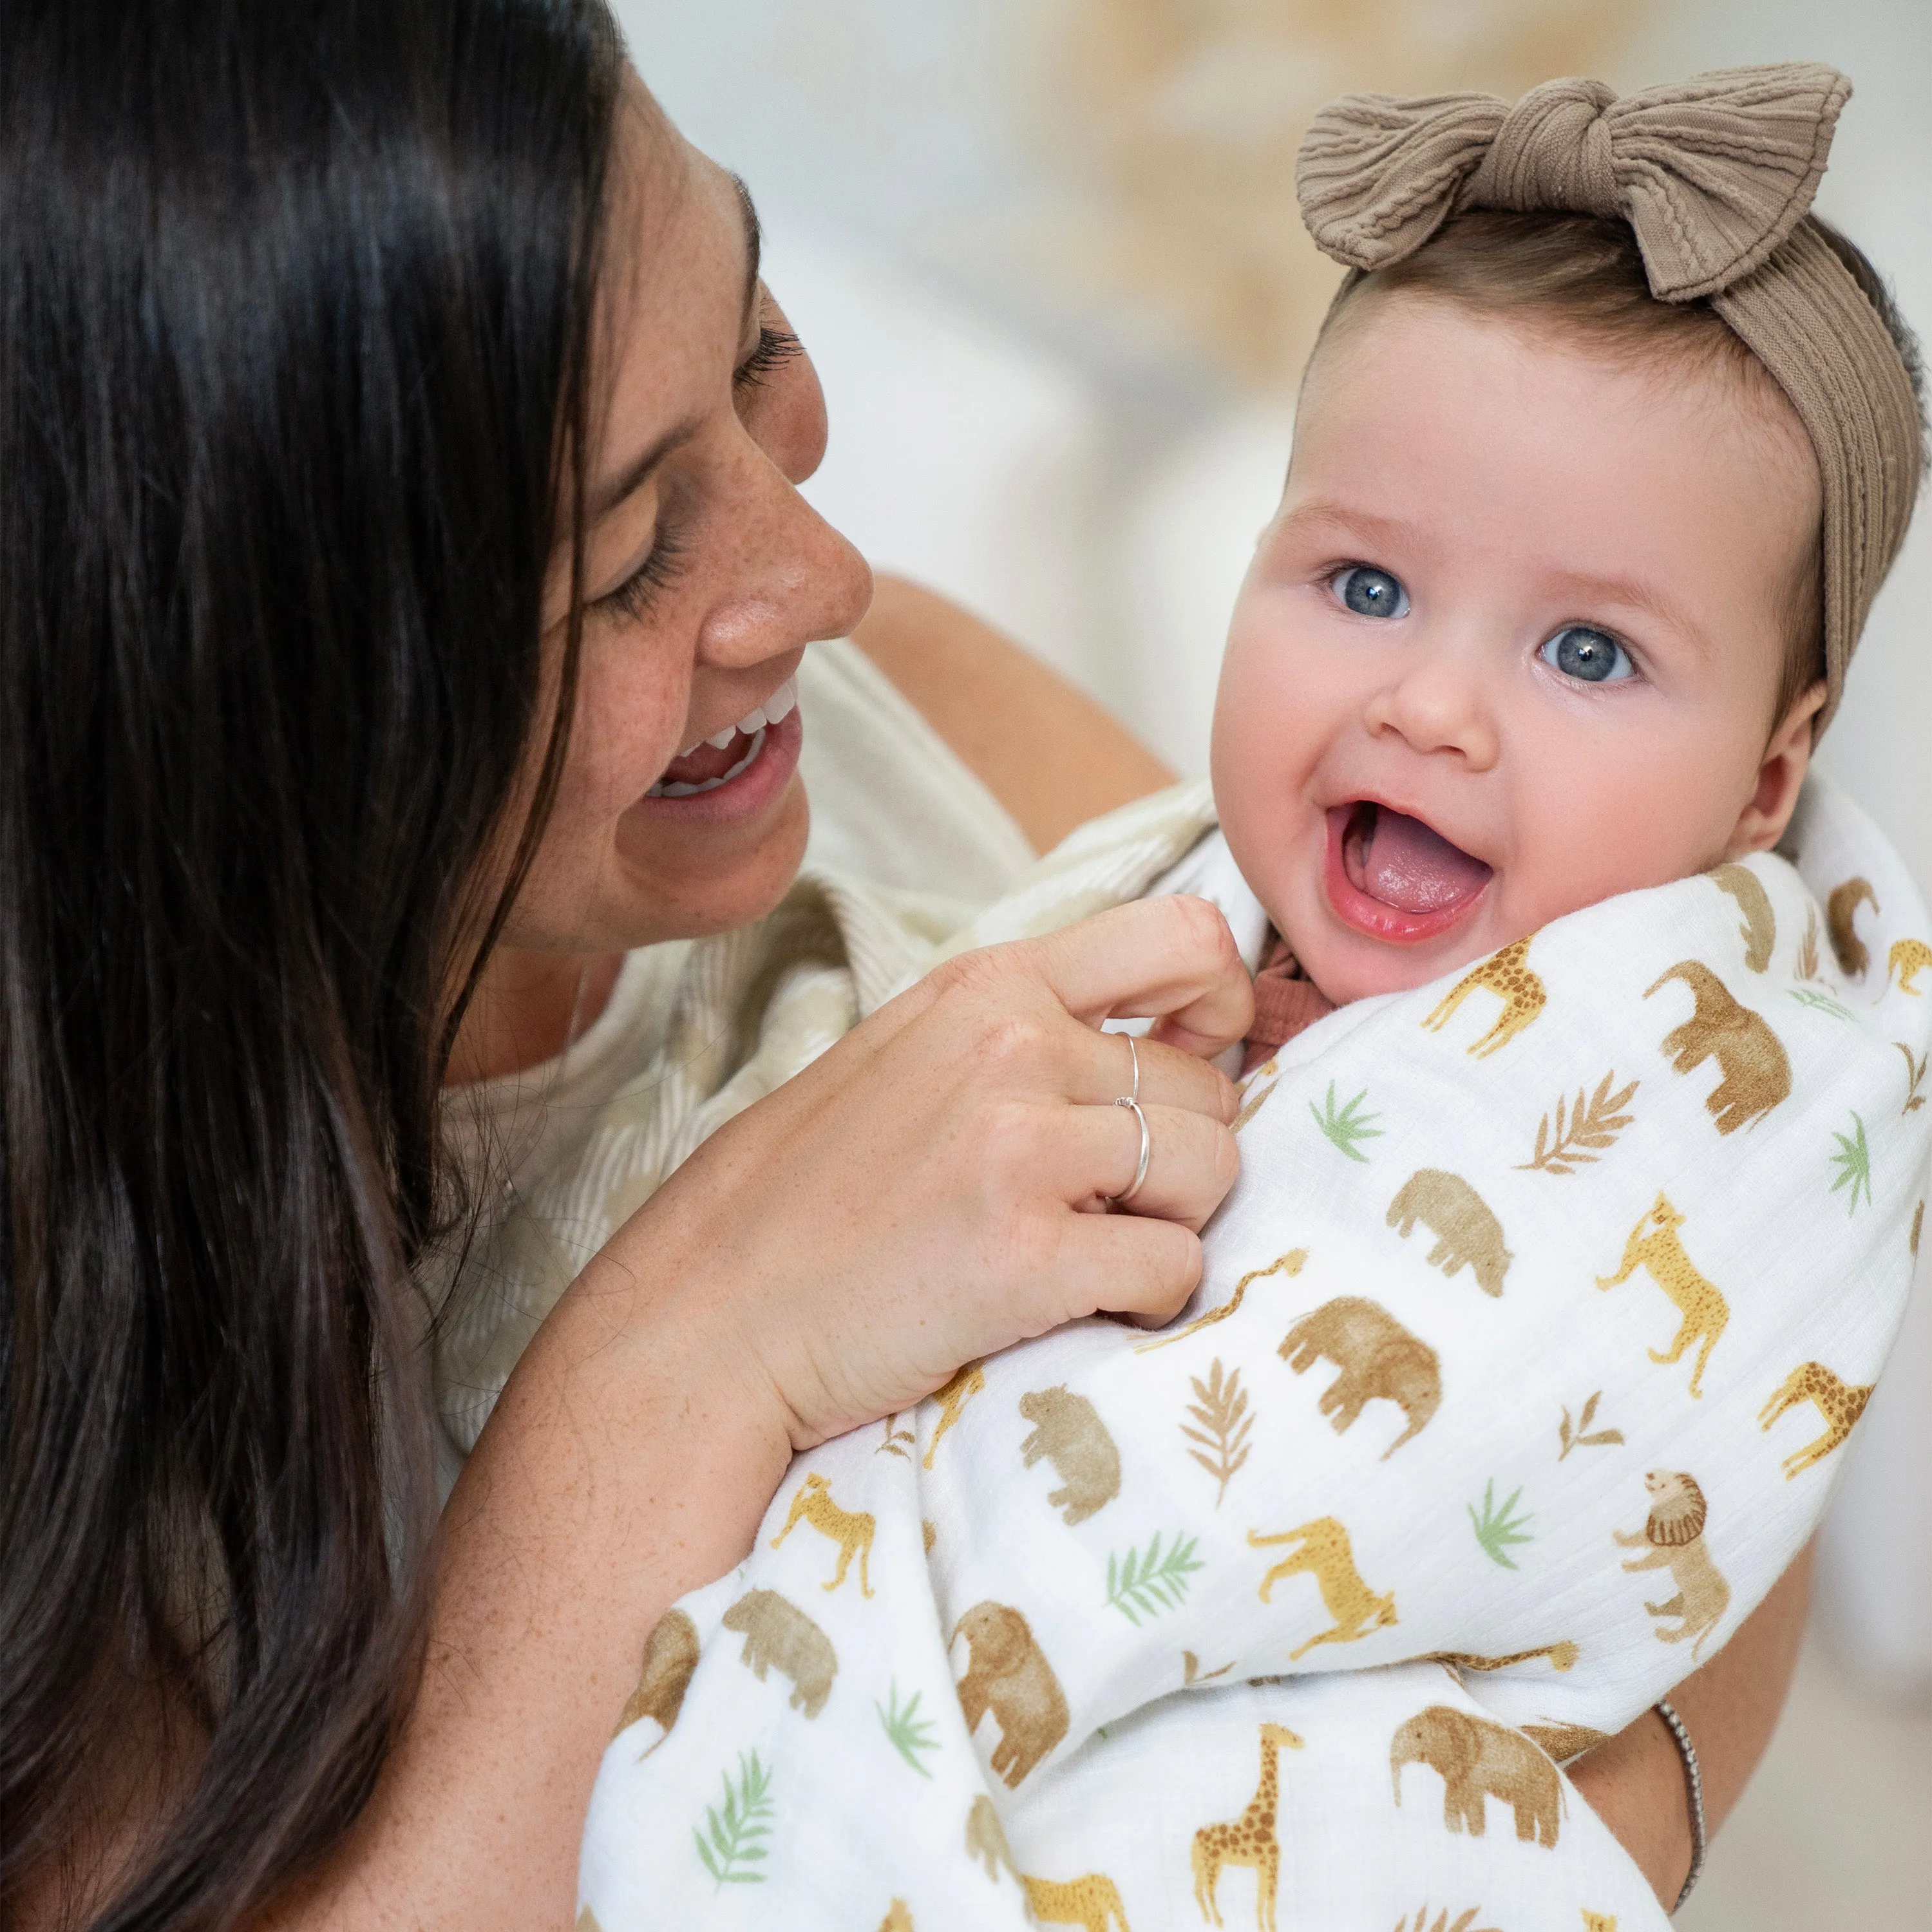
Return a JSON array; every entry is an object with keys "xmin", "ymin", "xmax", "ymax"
[{"xmin": 1213, "ymin": 294, "xmax": 1824, "ymax": 1007}]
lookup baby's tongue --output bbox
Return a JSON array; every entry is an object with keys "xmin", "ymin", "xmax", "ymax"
[{"xmin": 1345, "ymin": 803, "xmax": 1492, "ymax": 914}]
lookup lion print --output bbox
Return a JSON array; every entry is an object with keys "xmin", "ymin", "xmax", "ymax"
[{"xmin": 1612, "ymin": 1472, "xmax": 1732, "ymax": 1662}]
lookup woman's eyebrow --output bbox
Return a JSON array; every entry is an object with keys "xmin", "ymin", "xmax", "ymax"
[
  {"xmin": 589, "ymin": 415, "xmax": 702, "ymax": 519},
  {"xmin": 734, "ymin": 172, "xmax": 762, "ymax": 336}
]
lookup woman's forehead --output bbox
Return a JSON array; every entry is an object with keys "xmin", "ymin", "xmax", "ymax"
[{"xmin": 590, "ymin": 84, "xmax": 753, "ymax": 484}]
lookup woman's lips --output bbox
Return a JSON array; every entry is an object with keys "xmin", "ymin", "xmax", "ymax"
[
  {"xmin": 1324, "ymin": 802, "xmax": 1492, "ymax": 943},
  {"xmin": 629, "ymin": 705, "xmax": 802, "ymax": 827}
]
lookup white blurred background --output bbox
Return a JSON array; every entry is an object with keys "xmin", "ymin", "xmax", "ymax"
[{"xmin": 613, "ymin": 2, "xmax": 1930, "ymax": 1920}]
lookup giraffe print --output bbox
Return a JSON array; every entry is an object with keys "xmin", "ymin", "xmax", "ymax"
[
  {"xmin": 1757, "ymin": 1362, "xmax": 1873, "ymax": 1477},
  {"xmin": 1423, "ymin": 938, "xmax": 1546, "ymax": 1058},
  {"xmin": 1191, "ymin": 1722, "xmax": 1303, "ymax": 1930}
]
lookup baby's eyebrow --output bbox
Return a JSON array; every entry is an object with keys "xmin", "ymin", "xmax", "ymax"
[
  {"xmin": 1548, "ymin": 569, "xmax": 1711, "ymax": 656},
  {"xmin": 1273, "ymin": 500, "xmax": 1428, "ymax": 554}
]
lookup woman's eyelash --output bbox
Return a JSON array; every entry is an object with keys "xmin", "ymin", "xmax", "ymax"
[
  {"xmin": 735, "ymin": 323, "xmax": 803, "ymax": 390},
  {"xmin": 596, "ymin": 519, "xmax": 690, "ymax": 623},
  {"xmin": 592, "ymin": 328, "xmax": 800, "ymax": 623}
]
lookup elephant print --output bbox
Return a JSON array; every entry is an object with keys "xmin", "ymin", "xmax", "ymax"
[
  {"xmin": 1391, "ymin": 1706, "xmax": 1562, "ymax": 1847},
  {"xmin": 1278, "ymin": 1297, "xmax": 1441, "ymax": 1455},
  {"xmin": 614, "ymin": 1608, "xmax": 699, "ymax": 1752},
  {"xmin": 1387, "ymin": 1171, "xmax": 1511, "ymax": 1296},
  {"xmin": 965, "ymin": 1794, "xmax": 1020, "ymax": 1885},
  {"xmin": 1645, "ymin": 962, "xmax": 1790, "ymax": 1133},
  {"xmin": 952, "ymin": 1600, "xmax": 1070, "ymax": 1788},
  {"xmin": 1827, "ymin": 878, "xmax": 1878, "ymax": 977},
  {"xmin": 1019, "ymin": 1386, "xmax": 1121, "ymax": 1526},
  {"xmin": 720, "ymin": 1588, "xmax": 837, "ymax": 1718},
  {"xmin": 1709, "ymin": 864, "xmax": 1774, "ymax": 972},
  {"xmin": 1520, "ymin": 1721, "xmax": 1613, "ymax": 1764}
]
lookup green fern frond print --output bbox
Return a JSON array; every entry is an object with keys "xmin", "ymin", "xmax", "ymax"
[
  {"xmin": 1468, "ymin": 1480, "xmax": 1533, "ymax": 1569},
  {"xmin": 694, "ymin": 1751, "xmax": 774, "ymax": 1889},
  {"xmin": 1106, "ymin": 1531, "xmax": 1205, "ymax": 1626},
  {"xmin": 876, "ymin": 1680, "xmax": 941, "ymax": 1778},
  {"xmin": 1828, "ymin": 1110, "xmax": 1873, "ymax": 1215},
  {"xmin": 1789, "ymin": 986, "xmax": 1854, "ymax": 1021},
  {"xmin": 1311, "ymin": 1081, "xmax": 1384, "ymax": 1163}
]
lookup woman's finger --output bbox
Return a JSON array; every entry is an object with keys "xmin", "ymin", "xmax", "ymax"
[
  {"xmin": 1010, "ymin": 895, "xmax": 1255, "ymax": 1055},
  {"xmin": 1070, "ymin": 1027, "xmax": 1240, "ymax": 1123},
  {"xmin": 1054, "ymin": 1099, "xmax": 1240, "ymax": 1233},
  {"xmin": 1048, "ymin": 1209, "xmax": 1203, "ymax": 1328}
]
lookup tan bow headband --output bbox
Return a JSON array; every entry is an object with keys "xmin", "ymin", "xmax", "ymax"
[{"xmin": 1296, "ymin": 63, "xmax": 1922, "ymax": 730}]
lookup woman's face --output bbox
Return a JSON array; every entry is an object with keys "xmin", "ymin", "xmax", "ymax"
[{"xmin": 508, "ymin": 78, "xmax": 871, "ymax": 954}]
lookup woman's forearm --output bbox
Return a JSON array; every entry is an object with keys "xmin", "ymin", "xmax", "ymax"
[
  {"xmin": 1571, "ymin": 1539, "xmax": 1815, "ymax": 1906},
  {"xmin": 292, "ymin": 1244, "xmax": 794, "ymax": 1932}
]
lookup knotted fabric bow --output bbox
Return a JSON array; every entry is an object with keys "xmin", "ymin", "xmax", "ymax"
[{"xmin": 1296, "ymin": 64, "xmax": 1922, "ymax": 730}]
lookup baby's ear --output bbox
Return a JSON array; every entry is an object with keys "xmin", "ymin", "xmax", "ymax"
[{"xmin": 1727, "ymin": 679, "xmax": 1826, "ymax": 857}]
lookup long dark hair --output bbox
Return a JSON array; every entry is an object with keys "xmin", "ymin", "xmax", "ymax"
[{"xmin": 0, "ymin": 2, "xmax": 621, "ymax": 1922}]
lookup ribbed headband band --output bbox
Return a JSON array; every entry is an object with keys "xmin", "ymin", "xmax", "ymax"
[{"xmin": 1295, "ymin": 63, "xmax": 1923, "ymax": 731}]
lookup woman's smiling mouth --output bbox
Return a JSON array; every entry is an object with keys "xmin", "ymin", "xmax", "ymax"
[
  {"xmin": 647, "ymin": 675, "xmax": 798, "ymax": 798},
  {"xmin": 632, "ymin": 676, "xmax": 803, "ymax": 828},
  {"xmin": 1325, "ymin": 801, "xmax": 1492, "ymax": 942}
]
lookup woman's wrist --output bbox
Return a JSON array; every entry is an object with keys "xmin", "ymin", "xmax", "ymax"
[
  {"xmin": 1570, "ymin": 1540, "xmax": 1815, "ymax": 1912},
  {"xmin": 1569, "ymin": 1705, "xmax": 1696, "ymax": 1909}
]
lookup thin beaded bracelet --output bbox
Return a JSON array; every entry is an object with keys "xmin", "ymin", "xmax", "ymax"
[{"xmin": 1653, "ymin": 1697, "xmax": 1708, "ymax": 1912}]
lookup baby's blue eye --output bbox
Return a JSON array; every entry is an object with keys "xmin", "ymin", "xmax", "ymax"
[
  {"xmin": 1540, "ymin": 625, "xmax": 1633, "ymax": 683},
  {"xmin": 1334, "ymin": 565, "xmax": 1409, "ymax": 620}
]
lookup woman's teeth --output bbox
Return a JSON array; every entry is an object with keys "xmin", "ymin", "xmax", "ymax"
[
  {"xmin": 685, "ymin": 676, "xmax": 796, "ymax": 758},
  {"xmin": 649, "ymin": 728, "xmax": 766, "ymax": 799},
  {"xmin": 645, "ymin": 677, "xmax": 797, "ymax": 799}
]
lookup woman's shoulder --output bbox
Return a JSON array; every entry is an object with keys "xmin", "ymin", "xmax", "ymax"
[{"xmin": 797, "ymin": 637, "xmax": 1036, "ymax": 911}]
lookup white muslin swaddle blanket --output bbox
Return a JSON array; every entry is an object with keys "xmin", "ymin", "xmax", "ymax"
[{"xmin": 573, "ymin": 775, "xmax": 1931, "ymax": 1932}]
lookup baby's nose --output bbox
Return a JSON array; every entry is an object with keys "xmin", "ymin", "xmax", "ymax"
[{"xmin": 1363, "ymin": 656, "xmax": 1500, "ymax": 769}]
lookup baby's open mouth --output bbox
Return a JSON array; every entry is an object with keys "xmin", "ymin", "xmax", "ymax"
[{"xmin": 1340, "ymin": 801, "xmax": 1492, "ymax": 916}]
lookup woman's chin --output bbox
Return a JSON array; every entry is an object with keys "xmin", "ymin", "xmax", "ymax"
[{"xmin": 611, "ymin": 772, "xmax": 811, "ymax": 943}]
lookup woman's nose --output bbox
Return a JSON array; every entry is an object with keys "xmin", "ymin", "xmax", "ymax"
[
  {"xmin": 1362, "ymin": 647, "xmax": 1500, "ymax": 770},
  {"xmin": 697, "ymin": 462, "xmax": 873, "ymax": 670}
]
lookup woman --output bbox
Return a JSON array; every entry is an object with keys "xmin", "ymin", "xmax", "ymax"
[{"xmin": 0, "ymin": 3, "xmax": 1806, "ymax": 1926}]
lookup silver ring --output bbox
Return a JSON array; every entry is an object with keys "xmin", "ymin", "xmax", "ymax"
[
  {"xmin": 1121, "ymin": 1032, "xmax": 1141, "ymax": 1106},
  {"xmin": 1108, "ymin": 1096, "xmax": 1151, "ymax": 1206}
]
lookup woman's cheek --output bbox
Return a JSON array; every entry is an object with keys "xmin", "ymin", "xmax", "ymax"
[{"xmin": 576, "ymin": 654, "xmax": 690, "ymax": 813}]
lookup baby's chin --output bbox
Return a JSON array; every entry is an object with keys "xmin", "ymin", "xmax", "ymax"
[
  {"xmin": 1265, "ymin": 799, "xmax": 1516, "ymax": 1004},
  {"xmin": 1291, "ymin": 922, "xmax": 1506, "ymax": 1008}
]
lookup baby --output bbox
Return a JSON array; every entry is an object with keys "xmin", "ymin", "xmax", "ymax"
[{"xmin": 574, "ymin": 66, "xmax": 1932, "ymax": 1932}]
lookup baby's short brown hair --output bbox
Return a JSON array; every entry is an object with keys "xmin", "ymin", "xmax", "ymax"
[{"xmin": 1314, "ymin": 211, "xmax": 1927, "ymax": 732}]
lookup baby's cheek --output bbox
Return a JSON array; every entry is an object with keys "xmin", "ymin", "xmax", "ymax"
[{"xmin": 1505, "ymin": 761, "xmax": 1732, "ymax": 931}]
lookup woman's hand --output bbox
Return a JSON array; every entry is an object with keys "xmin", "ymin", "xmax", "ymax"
[{"xmin": 598, "ymin": 891, "xmax": 1255, "ymax": 1451}]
